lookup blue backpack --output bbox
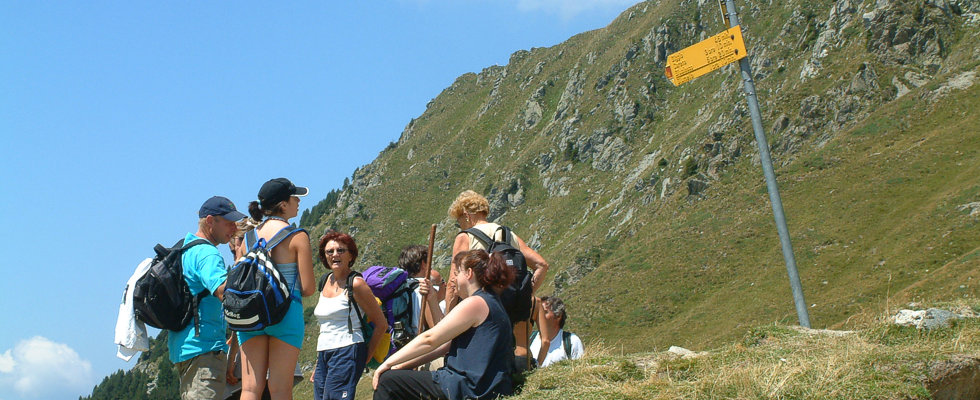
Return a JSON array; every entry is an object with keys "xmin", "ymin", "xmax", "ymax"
[{"xmin": 223, "ymin": 226, "xmax": 304, "ymax": 331}]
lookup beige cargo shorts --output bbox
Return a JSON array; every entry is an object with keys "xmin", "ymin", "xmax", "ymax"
[{"xmin": 175, "ymin": 350, "xmax": 227, "ymax": 400}]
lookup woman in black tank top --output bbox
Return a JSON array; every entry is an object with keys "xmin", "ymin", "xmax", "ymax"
[{"xmin": 372, "ymin": 250, "xmax": 515, "ymax": 400}]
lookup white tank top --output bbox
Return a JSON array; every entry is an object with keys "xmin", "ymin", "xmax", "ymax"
[{"xmin": 314, "ymin": 292, "xmax": 364, "ymax": 351}]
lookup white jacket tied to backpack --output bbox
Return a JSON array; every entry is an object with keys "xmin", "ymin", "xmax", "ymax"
[{"xmin": 115, "ymin": 258, "xmax": 152, "ymax": 361}]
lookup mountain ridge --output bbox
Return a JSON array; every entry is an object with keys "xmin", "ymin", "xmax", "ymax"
[
  {"xmin": 86, "ymin": 0, "xmax": 980, "ymax": 398},
  {"xmin": 299, "ymin": 0, "xmax": 980, "ymax": 353}
]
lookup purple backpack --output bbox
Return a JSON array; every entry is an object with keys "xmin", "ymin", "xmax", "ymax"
[
  {"xmin": 362, "ymin": 265, "xmax": 409, "ymax": 300},
  {"xmin": 361, "ymin": 266, "xmax": 418, "ymax": 349}
]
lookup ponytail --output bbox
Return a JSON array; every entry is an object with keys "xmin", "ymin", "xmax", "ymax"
[
  {"xmin": 248, "ymin": 201, "xmax": 263, "ymax": 221},
  {"xmin": 248, "ymin": 199, "xmax": 286, "ymax": 221},
  {"xmin": 484, "ymin": 252, "xmax": 515, "ymax": 289},
  {"xmin": 458, "ymin": 250, "xmax": 514, "ymax": 290}
]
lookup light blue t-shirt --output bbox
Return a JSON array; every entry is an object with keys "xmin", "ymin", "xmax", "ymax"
[{"xmin": 167, "ymin": 233, "xmax": 228, "ymax": 363}]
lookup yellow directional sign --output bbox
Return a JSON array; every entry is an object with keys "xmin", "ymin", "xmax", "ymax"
[{"xmin": 665, "ymin": 25, "xmax": 747, "ymax": 86}]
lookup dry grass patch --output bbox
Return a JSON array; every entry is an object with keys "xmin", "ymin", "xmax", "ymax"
[{"xmin": 511, "ymin": 303, "xmax": 980, "ymax": 399}]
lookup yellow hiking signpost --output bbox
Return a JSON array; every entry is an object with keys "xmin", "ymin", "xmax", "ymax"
[
  {"xmin": 665, "ymin": 25, "xmax": 746, "ymax": 86},
  {"xmin": 665, "ymin": 0, "xmax": 812, "ymax": 328}
]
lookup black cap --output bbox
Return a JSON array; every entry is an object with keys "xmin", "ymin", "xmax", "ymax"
[
  {"xmin": 199, "ymin": 196, "xmax": 247, "ymax": 221},
  {"xmin": 258, "ymin": 178, "xmax": 309, "ymax": 208}
]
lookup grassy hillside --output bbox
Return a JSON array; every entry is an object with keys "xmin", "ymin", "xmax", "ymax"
[
  {"xmin": 84, "ymin": 1, "xmax": 979, "ymax": 398},
  {"xmin": 289, "ymin": 0, "xmax": 979, "ymax": 397},
  {"xmin": 514, "ymin": 302, "xmax": 980, "ymax": 399}
]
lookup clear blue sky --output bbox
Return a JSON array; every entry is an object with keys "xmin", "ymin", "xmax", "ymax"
[{"xmin": 0, "ymin": 1, "xmax": 638, "ymax": 398}]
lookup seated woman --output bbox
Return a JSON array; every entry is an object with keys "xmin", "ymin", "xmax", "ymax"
[
  {"xmin": 372, "ymin": 250, "xmax": 514, "ymax": 400},
  {"xmin": 444, "ymin": 190, "xmax": 549, "ymax": 372}
]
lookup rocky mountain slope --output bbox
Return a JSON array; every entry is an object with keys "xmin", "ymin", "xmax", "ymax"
[
  {"xmin": 299, "ymin": 0, "xmax": 980, "ymax": 357},
  {"xmin": 86, "ymin": 0, "xmax": 980, "ymax": 398}
]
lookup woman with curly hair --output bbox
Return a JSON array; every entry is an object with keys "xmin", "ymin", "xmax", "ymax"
[{"xmin": 444, "ymin": 190, "xmax": 549, "ymax": 371}]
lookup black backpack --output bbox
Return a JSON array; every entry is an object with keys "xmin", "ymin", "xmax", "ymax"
[
  {"xmin": 465, "ymin": 226, "xmax": 533, "ymax": 323},
  {"xmin": 132, "ymin": 238, "xmax": 212, "ymax": 335},
  {"xmin": 223, "ymin": 226, "xmax": 304, "ymax": 331}
]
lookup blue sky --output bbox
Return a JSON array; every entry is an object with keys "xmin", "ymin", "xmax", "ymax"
[{"xmin": 0, "ymin": 1, "xmax": 638, "ymax": 399}]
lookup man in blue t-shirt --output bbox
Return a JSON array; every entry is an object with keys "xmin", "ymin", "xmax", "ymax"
[{"xmin": 168, "ymin": 196, "xmax": 245, "ymax": 400}]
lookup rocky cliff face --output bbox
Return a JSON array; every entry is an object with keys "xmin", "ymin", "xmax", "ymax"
[{"xmin": 302, "ymin": 0, "xmax": 980, "ymax": 352}]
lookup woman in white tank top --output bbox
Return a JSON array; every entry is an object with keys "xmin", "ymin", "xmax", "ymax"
[{"xmin": 311, "ymin": 232, "xmax": 387, "ymax": 400}]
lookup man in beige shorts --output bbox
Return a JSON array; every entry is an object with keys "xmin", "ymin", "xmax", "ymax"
[{"xmin": 167, "ymin": 196, "xmax": 245, "ymax": 399}]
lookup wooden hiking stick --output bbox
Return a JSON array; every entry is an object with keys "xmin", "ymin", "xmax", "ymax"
[{"xmin": 419, "ymin": 224, "xmax": 437, "ymax": 334}]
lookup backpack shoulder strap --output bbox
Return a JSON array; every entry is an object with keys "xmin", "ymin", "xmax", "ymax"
[
  {"xmin": 266, "ymin": 226, "xmax": 305, "ymax": 250},
  {"xmin": 493, "ymin": 225, "xmax": 513, "ymax": 244},
  {"xmin": 562, "ymin": 331, "xmax": 573, "ymax": 359},
  {"xmin": 318, "ymin": 273, "xmax": 330, "ymax": 293},
  {"xmin": 464, "ymin": 228, "xmax": 494, "ymax": 247},
  {"xmin": 346, "ymin": 271, "xmax": 364, "ymax": 335},
  {"xmin": 180, "ymin": 239, "xmax": 213, "ymax": 298},
  {"xmin": 347, "ymin": 271, "xmax": 362, "ymax": 310},
  {"xmin": 182, "ymin": 239, "xmax": 211, "ymax": 250},
  {"xmin": 174, "ymin": 237, "xmax": 212, "ymax": 337},
  {"xmin": 245, "ymin": 229, "xmax": 258, "ymax": 249}
]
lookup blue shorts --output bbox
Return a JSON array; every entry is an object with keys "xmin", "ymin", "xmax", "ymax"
[
  {"xmin": 237, "ymin": 297, "xmax": 304, "ymax": 349},
  {"xmin": 313, "ymin": 342, "xmax": 368, "ymax": 400}
]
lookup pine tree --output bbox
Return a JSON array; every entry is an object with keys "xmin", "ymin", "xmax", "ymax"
[{"xmin": 150, "ymin": 357, "xmax": 178, "ymax": 399}]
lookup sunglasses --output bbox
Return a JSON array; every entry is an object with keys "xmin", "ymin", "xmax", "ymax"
[{"xmin": 324, "ymin": 248, "xmax": 348, "ymax": 255}]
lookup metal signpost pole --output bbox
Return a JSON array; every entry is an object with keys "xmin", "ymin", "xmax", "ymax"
[{"xmin": 723, "ymin": 0, "xmax": 811, "ymax": 327}]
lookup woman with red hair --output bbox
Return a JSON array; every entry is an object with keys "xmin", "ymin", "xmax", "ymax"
[
  {"xmin": 445, "ymin": 189, "xmax": 549, "ymax": 371},
  {"xmin": 372, "ymin": 249, "xmax": 515, "ymax": 400},
  {"xmin": 312, "ymin": 232, "xmax": 387, "ymax": 400}
]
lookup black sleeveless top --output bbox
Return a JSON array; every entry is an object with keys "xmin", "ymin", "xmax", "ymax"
[{"xmin": 431, "ymin": 289, "xmax": 513, "ymax": 399}]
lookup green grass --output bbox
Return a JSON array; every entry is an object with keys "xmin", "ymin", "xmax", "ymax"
[{"xmin": 290, "ymin": 1, "xmax": 980, "ymax": 398}]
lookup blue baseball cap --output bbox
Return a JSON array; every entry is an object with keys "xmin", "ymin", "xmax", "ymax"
[{"xmin": 199, "ymin": 196, "xmax": 247, "ymax": 221}]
